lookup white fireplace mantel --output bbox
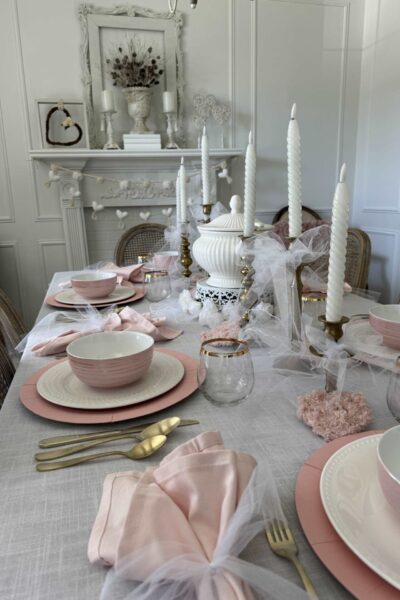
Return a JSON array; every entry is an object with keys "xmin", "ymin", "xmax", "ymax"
[{"xmin": 29, "ymin": 148, "xmax": 243, "ymax": 269}]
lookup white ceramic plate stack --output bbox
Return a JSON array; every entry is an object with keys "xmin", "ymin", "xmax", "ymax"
[{"xmin": 320, "ymin": 434, "xmax": 400, "ymax": 590}]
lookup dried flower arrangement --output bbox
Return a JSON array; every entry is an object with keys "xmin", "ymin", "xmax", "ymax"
[{"xmin": 106, "ymin": 38, "xmax": 164, "ymax": 89}]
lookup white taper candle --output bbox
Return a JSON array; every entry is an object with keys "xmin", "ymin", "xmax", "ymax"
[
  {"xmin": 101, "ymin": 90, "xmax": 115, "ymax": 112},
  {"xmin": 175, "ymin": 169, "xmax": 181, "ymax": 225},
  {"xmin": 326, "ymin": 164, "xmax": 350, "ymax": 323},
  {"xmin": 243, "ymin": 131, "xmax": 256, "ymax": 237},
  {"xmin": 179, "ymin": 157, "xmax": 187, "ymax": 223},
  {"xmin": 201, "ymin": 126, "xmax": 210, "ymax": 205},
  {"xmin": 287, "ymin": 103, "xmax": 302, "ymax": 238}
]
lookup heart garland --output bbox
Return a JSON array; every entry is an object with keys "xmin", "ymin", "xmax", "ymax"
[
  {"xmin": 116, "ymin": 210, "xmax": 128, "ymax": 229},
  {"xmin": 45, "ymin": 103, "xmax": 83, "ymax": 147}
]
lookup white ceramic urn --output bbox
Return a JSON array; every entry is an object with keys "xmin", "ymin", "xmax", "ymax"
[{"xmin": 192, "ymin": 195, "xmax": 244, "ymax": 289}]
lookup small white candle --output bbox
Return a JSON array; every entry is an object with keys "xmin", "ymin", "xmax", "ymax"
[
  {"xmin": 201, "ymin": 126, "xmax": 210, "ymax": 205},
  {"xmin": 179, "ymin": 157, "xmax": 187, "ymax": 223},
  {"xmin": 326, "ymin": 164, "xmax": 350, "ymax": 323},
  {"xmin": 243, "ymin": 131, "xmax": 256, "ymax": 237},
  {"xmin": 287, "ymin": 103, "xmax": 302, "ymax": 238},
  {"xmin": 163, "ymin": 91, "xmax": 176, "ymax": 113},
  {"xmin": 101, "ymin": 89, "xmax": 115, "ymax": 112},
  {"xmin": 176, "ymin": 169, "xmax": 181, "ymax": 225}
]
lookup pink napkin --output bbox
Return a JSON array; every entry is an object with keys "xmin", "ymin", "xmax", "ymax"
[
  {"xmin": 101, "ymin": 262, "xmax": 144, "ymax": 283},
  {"xmin": 88, "ymin": 432, "xmax": 256, "ymax": 599},
  {"xmin": 31, "ymin": 307, "xmax": 182, "ymax": 356}
]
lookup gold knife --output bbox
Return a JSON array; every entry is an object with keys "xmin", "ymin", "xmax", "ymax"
[{"xmin": 38, "ymin": 418, "xmax": 199, "ymax": 448}]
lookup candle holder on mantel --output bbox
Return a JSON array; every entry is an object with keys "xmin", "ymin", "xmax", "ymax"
[
  {"xmin": 180, "ymin": 223, "xmax": 193, "ymax": 278},
  {"xmin": 238, "ymin": 235, "xmax": 258, "ymax": 326},
  {"xmin": 101, "ymin": 110, "xmax": 120, "ymax": 150},
  {"xmin": 164, "ymin": 111, "xmax": 180, "ymax": 149}
]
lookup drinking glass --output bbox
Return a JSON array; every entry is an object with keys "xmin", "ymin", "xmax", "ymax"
[
  {"xmin": 301, "ymin": 291, "xmax": 326, "ymax": 322},
  {"xmin": 387, "ymin": 359, "xmax": 400, "ymax": 422},
  {"xmin": 144, "ymin": 270, "xmax": 171, "ymax": 302},
  {"xmin": 198, "ymin": 338, "xmax": 254, "ymax": 406}
]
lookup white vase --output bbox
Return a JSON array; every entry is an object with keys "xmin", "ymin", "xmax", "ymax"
[
  {"xmin": 122, "ymin": 87, "xmax": 152, "ymax": 134},
  {"xmin": 192, "ymin": 196, "xmax": 244, "ymax": 289}
]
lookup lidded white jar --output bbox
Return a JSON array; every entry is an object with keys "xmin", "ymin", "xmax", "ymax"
[{"xmin": 192, "ymin": 195, "xmax": 244, "ymax": 289}]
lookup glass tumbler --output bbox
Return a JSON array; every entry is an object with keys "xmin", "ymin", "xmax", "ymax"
[
  {"xmin": 301, "ymin": 291, "xmax": 327, "ymax": 322},
  {"xmin": 144, "ymin": 270, "xmax": 171, "ymax": 302},
  {"xmin": 387, "ymin": 360, "xmax": 400, "ymax": 422},
  {"xmin": 198, "ymin": 338, "xmax": 254, "ymax": 406}
]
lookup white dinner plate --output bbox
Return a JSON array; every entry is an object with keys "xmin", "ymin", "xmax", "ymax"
[
  {"xmin": 36, "ymin": 351, "xmax": 185, "ymax": 409},
  {"xmin": 342, "ymin": 319, "xmax": 398, "ymax": 370},
  {"xmin": 320, "ymin": 434, "xmax": 400, "ymax": 590},
  {"xmin": 55, "ymin": 284, "xmax": 135, "ymax": 306}
]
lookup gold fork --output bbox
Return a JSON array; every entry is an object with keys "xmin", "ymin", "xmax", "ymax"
[{"xmin": 266, "ymin": 519, "xmax": 318, "ymax": 599}]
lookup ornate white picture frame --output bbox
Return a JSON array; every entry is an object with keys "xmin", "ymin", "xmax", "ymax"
[{"xmin": 79, "ymin": 4, "xmax": 184, "ymax": 149}]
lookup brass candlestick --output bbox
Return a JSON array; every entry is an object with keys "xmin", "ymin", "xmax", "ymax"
[
  {"xmin": 180, "ymin": 232, "xmax": 193, "ymax": 278},
  {"xmin": 239, "ymin": 235, "xmax": 258, "ymax": 325},
  {"xmin": 202, "ymin": 203, "xmax": 213, "ymax": 223},
  {"xmin": 314, "ymin": 315, "xmax": 350, "ymax": 392},
  {"xmin": 318, "ymin": 315, "xmax": 349, "ymax": 342}
]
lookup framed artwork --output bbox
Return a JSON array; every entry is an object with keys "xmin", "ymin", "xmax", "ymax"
[
  {"xmin": 35, "ymin": 99, "xmax": 89, "ymax": 149},
  {"xmin": 79, "ymin": 4, "xmax": 184, "ymax": 149}
]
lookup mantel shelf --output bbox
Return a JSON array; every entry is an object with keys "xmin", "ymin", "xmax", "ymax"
[{"xmin": 29, "ymin": 148, "xmax": 243, "ymax": 161}]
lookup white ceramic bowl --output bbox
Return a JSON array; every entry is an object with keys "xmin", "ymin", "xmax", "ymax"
[
  {"xmin": 67, "ymin": 331, "xmax": 154, "ymax": 388},
  {"xmin": 377, "ymin": 425, "xmax": 400, "ymax": 517},
  {"xmin": 369, "ymin": 305, "xmax": 400, "ymax": 349},
  {"xmin": 71, "ymin": 272, "xmax": 117, "ymax": 299}
]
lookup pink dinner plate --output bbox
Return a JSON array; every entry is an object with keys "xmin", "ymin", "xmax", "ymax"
[
  {"xmin": 295, "ymin": 430, "xmax": 399, "ymax": 599},
  {"xmin": 46, "ymin": 287, "xmax": 144, "ymax": 309},
  {"xmin": 20, "ymin": 349, "xmax": 199, "ymax": 424}
]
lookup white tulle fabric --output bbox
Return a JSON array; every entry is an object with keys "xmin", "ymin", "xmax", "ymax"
[
  {"xmin": 96, "ymin": 453, "xmax": 308, "ymax": 600},
  {"xmin": 239, "ymin": 225, "xmax": 331, "ymax": 344}
]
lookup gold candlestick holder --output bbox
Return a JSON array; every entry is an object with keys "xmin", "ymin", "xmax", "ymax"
[
  {"xmin": 310, "ymin": 314, "xmax": 350, "ymax": 392},
  {"xmin": 239, "ymin": 235, "xmax": 258, "ymax": 326},
  {"xmin": 318, "ymin": 315, "xmax": 349, "ymax": 342},
  {"xmin": 180, "ymin": 227, "xmax": 193, "ymax": 278},
  {"xmin": 201, "ymin": 203, "xmax": 213, "ymax": 223}
]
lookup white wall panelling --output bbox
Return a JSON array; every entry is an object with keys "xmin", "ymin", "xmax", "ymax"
[
  {"xmin": 38, "ymin": 240, "xmax": 68, "ymax": 290},
  {"xmin": 6, "ymin": 0, "xmax": 400, "ymax": 321},
  {"xmin": 0, "ymin": 101, "xmax": 15, "ymax": 222},
  {"xmin": 362, "ymin": 228, "xmax": 399, "ymax": 303}
]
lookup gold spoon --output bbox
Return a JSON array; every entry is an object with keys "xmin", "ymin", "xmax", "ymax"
[
  {"xmin": 35, "ymin": 417, "xmax": 181, "ymax": 462},
  {"xmin": 36, "ymin": 435, "xmax": 167, "ymax": 471}
]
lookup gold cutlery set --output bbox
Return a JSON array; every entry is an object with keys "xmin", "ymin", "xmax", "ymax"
[{"xmin": 35, "ymin": 417, "xmax": 198, "ymax": 472}]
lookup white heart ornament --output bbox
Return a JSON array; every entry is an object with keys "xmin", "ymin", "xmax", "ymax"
[
  {"xmin": 116, "ymin": 210, "xmax": 128, "ymax": 220},
  {"xmin": 162, "ymin": 208, "xmax": 173, "ymax": 217},
  {"xmin": 92, "ymin": 201, "xmax": 104, "ymax": 212},
  {"xmin": 139, "ymin": 211, "xmax": 151, "ymax": 221}
]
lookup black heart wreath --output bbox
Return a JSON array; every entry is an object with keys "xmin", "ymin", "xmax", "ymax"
[{"xmin": 45, "ymin": 103, "xmax": 83, "ymax": 146}]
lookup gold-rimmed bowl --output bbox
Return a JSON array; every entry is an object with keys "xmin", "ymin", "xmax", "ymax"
[{"xmin": 198, "ymin": 338, "xmax": 254, "ymax": 406}]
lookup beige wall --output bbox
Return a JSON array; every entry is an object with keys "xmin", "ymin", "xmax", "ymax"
[{"xmin": 0, "ymin": 0, "xmax": 367, "ymax": 324}]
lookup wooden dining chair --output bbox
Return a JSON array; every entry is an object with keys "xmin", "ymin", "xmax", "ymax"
[
  {"xmin": 114, "ymin": 223, "xmax": 167, "ymax": 266},
  {"xmin": 272, "ymin": 205, "xmax": 323, "ymax": 224},
  {"xmin": 0, "ymin": 340, "xmax": 15, "ymax": 408},
  {"xmin": 0, "ymin": 288, "xmax": 27, "ymax": 364}
]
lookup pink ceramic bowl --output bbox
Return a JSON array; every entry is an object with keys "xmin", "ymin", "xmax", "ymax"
[
  {"xmin": 377, "ymin": 425, "xmax": 400, "ymax": 518},
  {"xmin": 153, "ymin": 251, "xmax": 179, "ymax": 270},
  {"xmin": 369, "ymin": 305, "xmax": 400, "ymax": 349},
  {"xmin": 67, "ymin": 331, "xmax": 154, "ymax": 388},
  {"xmin": 71, "ymin": 272, "xmax": 117, "ymax": 299}
]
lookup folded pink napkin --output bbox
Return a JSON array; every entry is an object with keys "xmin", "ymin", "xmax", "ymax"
[
  {"xmin": 31, "ymin": 306, "xmax": 182, "ymax": 356},
  {"xmin": 101, "ymin": 262, "xmax": 144, "ymax": 283},
  {"xmin": 88, "ymin": 432, "xmax": 256, "ymax": 599}
]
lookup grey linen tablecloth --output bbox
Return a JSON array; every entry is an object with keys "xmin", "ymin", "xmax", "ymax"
[{"xmin": 0, "ymin": 273, "xmax": 395, "ymax": 600}]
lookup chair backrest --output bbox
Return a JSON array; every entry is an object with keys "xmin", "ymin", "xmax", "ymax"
[
  {"xmin": 345, "ymin": 228, "xmax": 371, "ymax": 290},
  {"xmin": 272, "ymin": 205, "xmax": 322, "ymax": 224},
  {"xmin": 114, "ymin": 223, "xmax": 167, "ymax": 266},
  {"xmin": 0, "ymin": 341, "xmax": 15, "ymax": 407},
  {"xmin": 0, "ymin": 288, "xmax": 27, "ymax": 355}
]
